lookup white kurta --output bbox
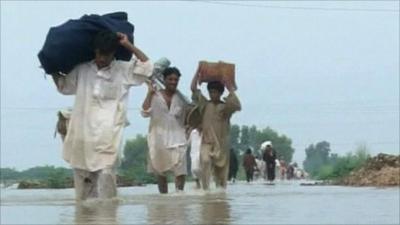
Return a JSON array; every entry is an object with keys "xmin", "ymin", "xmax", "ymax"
[
  {"xmin": 57, "ymin": 58, "xmax": 153, "ymax": 172},
  {"xmin": 189, "ymin": 129, "xmax": 202, "ymax": 179},
  {"xmin": 142, "ymin": 91, "xmax": 188, "ymax": 174}
]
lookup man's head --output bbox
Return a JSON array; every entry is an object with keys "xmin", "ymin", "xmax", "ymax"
[
  {"xmin": 163, "ymin": 67, "xmax": 181, "ymax": 92},
  {"xmin": 93, "ymin": 31, "xmax": 119, "ymax": 69},
  {"xmin": 207, "ymin": 81, "xmax": 224, "ymax": 103},
  {"xmin": 262, "ymin": 141, "xmax": 273, "ymax": 150},
  {"xmin": 246, "ymin": 148, "xmax": 252, "ymax": 154},
  {"xmin": 266, "ymin": 144, "xmax": 273, "ymax": 153}
]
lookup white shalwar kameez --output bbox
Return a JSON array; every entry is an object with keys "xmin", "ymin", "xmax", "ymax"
[
  {"xmin": 189, "ymin": 129, "xmax": 202, "ymax": 179},
  {"xmin": 56, "ymin": 57, "xmax": 153, "ymax": 200},
  {"xmin": 142, "ymin": 91, "xmax": 188, "ymax": 176}
]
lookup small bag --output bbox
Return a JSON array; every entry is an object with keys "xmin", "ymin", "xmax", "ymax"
[
  {"xmin": 56, "ymin": 112, "xmax": 68, "ymax": 137},
  {"xmin": 54, "ymin": 108, "xmax": 72, "ymax": 141},
  {"xmin": 185, "ymin": 105, "xmax": 202, "ymax": 129}
]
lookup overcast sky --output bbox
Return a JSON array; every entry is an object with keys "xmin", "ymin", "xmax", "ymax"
[{"xmin": 1, "ymin": 1, "xmax": 399, "ymax": 170}]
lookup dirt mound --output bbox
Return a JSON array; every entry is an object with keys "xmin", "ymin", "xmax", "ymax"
[{"xmin": 339, "ymin": 153, "xmax": 400, "ymax": 186}]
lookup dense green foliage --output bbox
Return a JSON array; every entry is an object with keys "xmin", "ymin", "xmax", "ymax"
[
  {"xmin": 119, "ymin": 134, "xmax": 157, "ymax": 184},
  {"xmin": 4, "ymin": 135, "xmax": 370, "ymax": 187},
  {"xmin": 1, "ymin": 166, "xmax": 73, "ymax": 188},
  {"xmin": 46, "ymin": 168, "xmax": 73, "ymax": 188},
  {"xmin": 2, "ymin": 140, "xmax": 369, "ymax": 187},
  {"xmin": 0, "ymin": 168, "xmax": 21, "ymax": 181},
  {"xmin": 303, "ymin": 141, "xmax": 332, "ymax": 176},
  {"xmin": 1, "ymin": 166, "xmax": 72, "ymax": 181},
  {"xmin": 303, "ymin": 141, "xmax": 370, "ymax": 179},
  {"xmin": 1, "ymin": 125, "xmax": 295, "ymax": 186}
]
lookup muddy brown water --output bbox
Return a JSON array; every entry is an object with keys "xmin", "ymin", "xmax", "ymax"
[{"xmin": 1, "ymin": 180, "xmax": 399, "ymax": 224}]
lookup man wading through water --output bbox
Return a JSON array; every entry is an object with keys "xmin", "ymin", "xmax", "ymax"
[
  {"xmin": 141, "ymin": 67, "xmax": 190, "ymax": 194},
  {"xmin": 52, "ymin": 30, "xmax": 152, "ymax": 200},
  {"xmin": 190, "ymin": 71, "xmax": 241, "ymax": 190}
]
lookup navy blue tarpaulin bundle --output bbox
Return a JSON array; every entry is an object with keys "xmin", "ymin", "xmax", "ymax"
[{"xmin": 38, "ymin": 12, "xmax": 134, "ymax": 75}]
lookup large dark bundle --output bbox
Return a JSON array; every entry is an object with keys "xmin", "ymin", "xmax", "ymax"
[{"xmin": 38, "ymin": 12, "xmax": 134, "ymax": 75}]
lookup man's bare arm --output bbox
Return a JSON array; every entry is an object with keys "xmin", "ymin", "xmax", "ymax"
[{"xmin": 117, "ymin": 32, "xmax": 148, "ymax": 62}]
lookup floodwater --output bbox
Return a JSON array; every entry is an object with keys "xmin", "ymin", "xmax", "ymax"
[{"xmin": 1, "ymin": 180, "xmax": 399, "ymax": 224}]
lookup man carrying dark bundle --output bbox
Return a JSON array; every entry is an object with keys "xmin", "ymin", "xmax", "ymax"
[{"xmin": 51, "ymin": 31, "xmax": 152, "ymax": 200}]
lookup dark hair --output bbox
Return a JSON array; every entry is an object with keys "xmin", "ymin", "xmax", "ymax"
[
  {"xmin": 163, "ymin": 67, "xmax": 181, "ymax": 79},
  {"xmin": 246, "ymin": 148, "xmax": 252, "ymax": 154},
  {"xmin": 93, "ymin": 30, "xmax": 119, "ymax": 54},
  {"xmin": 207, "ymin": 81, "xmax": 224, "ymax": 94}
]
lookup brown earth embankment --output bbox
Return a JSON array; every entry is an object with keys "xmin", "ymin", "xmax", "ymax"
[{"xmin": 339, "ymin": 153, "xmax": 400, "ymax": 187}]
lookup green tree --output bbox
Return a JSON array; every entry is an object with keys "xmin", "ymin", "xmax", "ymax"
[
  {"xmin": 303, "ymin": 141, "xmax": 331, "ymax": 176},
  {"xmin": 304, "ymin": 142, "xmax": 371, "ymax": 179},
  {"xmin": 120, "ymin": 135, "xmax": 156, "ymax": 184},
  {"xmin": 248, "ymin": 125, "xmax": 258, "ymax": 153},
  {"xmin": 0, "ymin": 168, "xmax": 21, "ymax": 181},
  {"xmin": 229, "ymin": 124, "xmax": 240, "ymax": 150},
  {"xmin": 354, "ymin": 143, "xmax": 369, "ymax": 164},
  {"xmin": 327, "ymin": 144, "xmax": 370, "ymax": 179},
  {"xmin": 251, "ymin": 126, "xmax": 294, "ymax": 161},
  {"xmin": 229, "ymin": 124, "xmax": 295, "ymax": 162},
  {"xmin": 19, "ymin": 166, "xmax": 72, "ymax": 180},
  {"xmin": 46, "ymin": 168, "xmax": 73, "ymax": 188},
  {"xmin": 273, "ymin": 134, "xmax": 294, "ymax": 162},
  {"xmin": 240, "ymin": 125, "xmax": 250, "ymax": 152},
  {"xmin": 1, "ymin": 166, "xmax": 73, "ymax": 188}
]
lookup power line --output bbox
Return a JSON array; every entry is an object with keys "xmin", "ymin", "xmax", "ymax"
[
  {"xmin": 0, "ymin": 107, "xmax": 142, "ymax": 111},
  {"xmin": 196, "ymin": 0, "xmax": 399, "ymax": 13},
  {"xmin": 2, "ymin": 103, "xmax": 398, "ymax": 111},
  {"xmin": 1, "ymin": 107, "xmax": 398, "ymax": 115},
  {"xmin": 293, "ymin": 141, "xmax": 399, "ymax": 147}
]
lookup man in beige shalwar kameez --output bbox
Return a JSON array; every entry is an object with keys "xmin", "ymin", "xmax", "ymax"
[
  {"xmin": 190, "ymin": 73, "xmax": 241, "ymax": 190},
  {"xmin": 52, "ymin": 31, "xmax": 152, "ymax": 200}
]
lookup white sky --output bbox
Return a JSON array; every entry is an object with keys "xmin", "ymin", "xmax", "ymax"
[{"xmin": 1, "ymin": 1, "xmax": 399, "ymax": 170}]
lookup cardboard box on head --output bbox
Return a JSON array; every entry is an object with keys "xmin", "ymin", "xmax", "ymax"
[{"xmin": 197, "ymin": 61, "xmax": 237, "ymax": 90}]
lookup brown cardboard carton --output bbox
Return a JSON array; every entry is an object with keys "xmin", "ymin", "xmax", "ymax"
[{"xmin": 197, "ymin": 61, "xmax": 237, "ymax": 90}]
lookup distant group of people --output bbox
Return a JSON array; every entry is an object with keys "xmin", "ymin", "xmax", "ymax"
[
  {"xmin": 226, "ymin": 141, "xmax": 306, "ymax": 184},
  {"xmin": 240, "ymin": 142, "xmax": 279, "ymax": 183},
  {"xmin": 53, "ymin": 30, "xmax": 241, "ymax": 200}
]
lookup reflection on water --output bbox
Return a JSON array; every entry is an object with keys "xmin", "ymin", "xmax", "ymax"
[
  {"xmin": 1, "ymin": 180, "xmax": 399, "ymax": 225},
  {"xmin": 146, "ymin": 195, "xmax": 190, "ymax": 224},
  {"xmin": 74, "ymin": 200, "xmax": 119, "ymax": 225},
  {"xmin": 200, "ymin": 193, "xmax": 231, "ymax": 225},
  {"xmin": 145, "ymin": 192, "xmax": 231, "ymax": 225}
]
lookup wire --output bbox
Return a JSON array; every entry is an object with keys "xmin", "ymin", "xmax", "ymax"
[
  {"xmin": 2, "ymin": 102, "xmax": 398, "ymax": 111},
  {"xmin": 195, "ymin": 0, "xmax": 399, "ymax": 13},
  {"xmin": 294, "ymin": 141, "xmax": 399, "ymax": 147},
  {"xmin": 1, "ymin": 107, "xmax": 142, "ymax": 111}
]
